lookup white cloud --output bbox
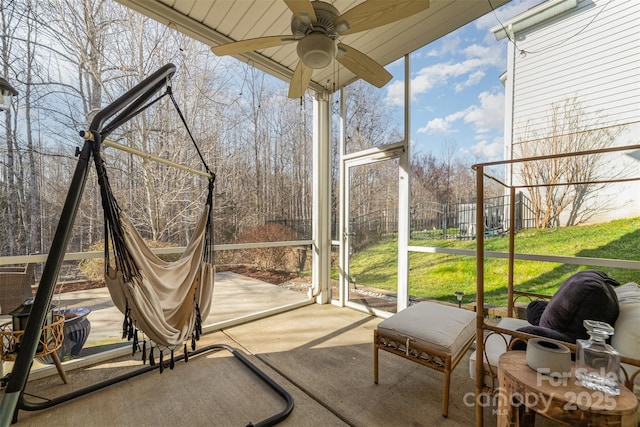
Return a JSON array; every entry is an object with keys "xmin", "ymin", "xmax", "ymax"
[
  {"xmin": 469, "ymin": 137, "xmax": 504, "ymax": 161},
  {"xmin": 464, "ymin": 43, "xmax": 505, "ymax": 67},
  {"xmin": 416, "ymin": 90, "xmax": 504, "ymax": 136},
  {"xmin": 440, "ymin": 36, "xmax": 462, "ymax": 55},
  {"xmin": 455, "ymin": 70, "xmax": 486, "ymax": 92},
  {"xmin": 385, "ymin": 10, "xmax": 514, "ymax": 105},
  {"xmin": 388, "ymin": 44, "xmax": 504, "ymax": 104},
  {"xmin": 386, "ymin": 55, "xmax": 495, "ymax": 105},
  {"xmin": 418, "ymin": 111, "xmax": 466, "ymax": 134},
  {"xmin": 418, "ymin": 118, "xmax": 449, "ymax": 134},
  {"xmin": 389, "ymin": 1, "xmax": 542, "ymax": 158},
  {"xmin": 424, "ymin": 35, "xmax": 461, "ymax": 57},
  {"xmin": 462, "ymin": 91, "xmax": 504, "ymax": 132},
  {"xmin": 463, "ymin": 44, "xmax": 491, "ymax": 58},
  {"xmin": 412, "ymin": 59, "xmax": 483, "ymax": 92},
  {"xmin": 385, "ymin": 80, "xmax": 405, "ymax": 106}
]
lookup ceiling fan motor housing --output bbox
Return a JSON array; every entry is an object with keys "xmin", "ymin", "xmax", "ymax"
[{"xmin": 292, "ymin": 1, "xmax": 340, "ymax": 69}]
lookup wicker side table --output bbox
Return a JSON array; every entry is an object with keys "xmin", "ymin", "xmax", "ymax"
[{"xmin": 497, "ymin": 351, "xmax": 638, "ymax": 426}]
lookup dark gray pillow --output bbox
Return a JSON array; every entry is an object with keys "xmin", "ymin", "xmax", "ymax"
[
  {"xmin": 538, "ymin": 270, "xmax": 619, "ymax": 342},
  {"xmin": 526, "ymin": 300, "xmax": 548, "ymax": 326}
]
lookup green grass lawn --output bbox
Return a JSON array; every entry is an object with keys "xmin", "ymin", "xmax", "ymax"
[{"xmin": 343, "ymin": 217, "xmax": 640, "ymax": 307}]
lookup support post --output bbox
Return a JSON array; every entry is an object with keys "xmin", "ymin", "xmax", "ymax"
[
  {"xmin": 311, "ymin": 90, "xmax": 331, "ymax": 304},
  {"xmin": 475, "ymin": 165, "xmax": 485, "ymax": 427},
  {"xmin": 397, "ymin": 54, "xmax": 411, "ymax": 312},
  {"xmin": 507, "ymin": 186, "xmax": 516, "ymax": 317}
]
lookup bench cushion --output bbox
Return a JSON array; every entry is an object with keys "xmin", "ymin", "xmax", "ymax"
[
  {"xmin": 469, "ymin": 317, "xmax": 531, "ymax": 381},
  {"xmin": 612, "ymin": 282, "xmax": 640, "ymax": 395},
  {"xmin": 377, "ymin": 301, "xmax": 475, "ymax": 356}
]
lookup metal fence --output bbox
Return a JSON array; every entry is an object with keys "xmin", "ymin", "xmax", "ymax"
[
  {"xmin": 269, "ymin": 192, "xmax": 535, "ymax": 249},
  {"xmin": 345, "ymin": 192, "xmax": 535, "ymax": 247},
  {"xmin": 411, "ymin": 192, "xmax": 535, "ymax": 240},
  {"xmin": 348, "ymin": 209, "xmax": 398, "ymax": 251}
]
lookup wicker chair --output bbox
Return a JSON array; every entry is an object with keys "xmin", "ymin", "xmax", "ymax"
[{"xmin": 0, "ymin": 263, "xmax": 36, "ymax": 314}]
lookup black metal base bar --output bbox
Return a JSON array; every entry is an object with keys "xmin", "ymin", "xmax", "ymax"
[{"xmin": 17, "ymin": 345, "xmax": 294, "ymax": 427}]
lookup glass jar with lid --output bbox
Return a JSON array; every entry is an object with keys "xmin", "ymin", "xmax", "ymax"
[{"xmin": 575, "ymin": 319, "xmax": 620, "ymax": 395}]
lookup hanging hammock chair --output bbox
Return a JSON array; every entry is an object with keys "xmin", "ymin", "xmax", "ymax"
[
  {"xmin": 93, "ymin": 85, "xmax": 215, "ymax": 355},
  {"xmin": 1, "ymin": 66, "xmax": 293, "ymax": 427}
]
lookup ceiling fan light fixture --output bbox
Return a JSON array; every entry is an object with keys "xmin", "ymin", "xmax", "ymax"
[{"xmin": 297, "ymin": 32, "xmax": 335, "ymax": 69}]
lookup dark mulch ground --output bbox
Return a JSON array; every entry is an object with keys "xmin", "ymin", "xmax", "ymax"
[
  {"xmin": 217, "ymin": 265, "xmax": 302, "ymax": 285},
  {"xmin": 53, "ymin": 279, "xmax": 108, "ymax": 293}
]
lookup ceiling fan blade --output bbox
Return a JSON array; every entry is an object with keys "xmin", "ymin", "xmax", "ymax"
[
  {"xmin": 211, "ymin": 35, "xmax": 291, "ymax": 56},
  {"xmin": 336, "ymin": 43, "xmax": 392, "ymax": 88},
  {"xmin": 288, "ymin": 61, "xmax": 313, "ymax": 99},
  {"xmin": 283, "ymin": 0, "xmax": 317, "ymax": 23},
  {"xmin": 334, "ymin": 0, "xmax": 430, "ymax": 35}
]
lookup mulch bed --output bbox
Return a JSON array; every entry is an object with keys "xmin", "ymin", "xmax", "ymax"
[
  {"xmin": 216, "ymin": 265, "xmax": 301, "ymax": 285},
  {"xmin": 52, "ymin": 279, "xmax": 108, "ymax": 293}
]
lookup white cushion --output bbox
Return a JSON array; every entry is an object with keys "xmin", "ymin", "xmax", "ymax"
[
  {"xmin": 612, "ymin": 282, "xmax": 640, "ymax": 392},
  {"xmin": 469, "ymin": 317, "xmax": 531, "ymax": 381},
  {"xmin": 377, "ymin": 301, "xmax": 475, "ymax": 356}
]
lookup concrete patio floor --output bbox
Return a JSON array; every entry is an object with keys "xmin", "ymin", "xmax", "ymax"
[{"xmin": 1, "ymin": 273, "xmax": 500, "ymax": 426}]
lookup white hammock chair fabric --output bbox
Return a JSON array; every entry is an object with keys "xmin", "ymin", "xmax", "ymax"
[
  {"xmin": 105, "ymin": 206, "xmax": 214, "ymax": 348},
  {"xmin": 93, "ymin": 85, "xmax": 216, "ymax": 362}
]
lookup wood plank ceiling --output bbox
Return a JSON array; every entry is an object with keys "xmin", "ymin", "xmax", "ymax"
[{"xmin": 115, "ymin": 0, "xmax": 511, "ymax": 94}]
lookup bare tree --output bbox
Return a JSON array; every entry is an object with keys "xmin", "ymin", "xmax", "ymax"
[
  {"xmin": 410, "ymin": 144, "xmax": 477, "ymax": 208},
  {"xmin": 1, "ymin": 0, "xmax": 26, "ymax": 254},
  {"xmin": 1, "ymin": 0, "xmax": 316, "ymax": 258},
  {"xmin": 514, "ymin": 96, "xmax": 624, "ymax": 228},
  {"xmin": 343, "ymin": 81, "xmax": 401, "ymax": 218}
]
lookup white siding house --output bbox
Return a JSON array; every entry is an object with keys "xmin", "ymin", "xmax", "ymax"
[{"xmin": 492, "ymin": 0, "xmax": 640, "ymax": 225}]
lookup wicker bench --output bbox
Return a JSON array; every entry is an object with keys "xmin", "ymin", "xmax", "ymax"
[{"xmin": 374, "ymin": 301, "xmax": 476, "ymax": 417}]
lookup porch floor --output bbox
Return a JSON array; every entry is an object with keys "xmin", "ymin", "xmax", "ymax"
[{"xmin": 2, "ymin": 273, "xmax": 499, "ymax": 426}]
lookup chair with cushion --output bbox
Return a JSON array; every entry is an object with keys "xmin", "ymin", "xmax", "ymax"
[
  {"xmin": 610, "ymin": 282, "xmax": 640, "ymax": 395},
  {"xmin": 374, "ymin": 301, "xmax": 476, "ymax": 417},
  {"xmin": 470, "ymin": 270, "xmax": 640, "ymax": 398},
  {"xmin": 0, "ymin": 263, "xmax": 36, "ymax": 314}
]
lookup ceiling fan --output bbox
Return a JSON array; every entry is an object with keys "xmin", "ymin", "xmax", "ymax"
[{"xmin": 211, "ymin": 0, "xmax": 430, "ymax": 98}]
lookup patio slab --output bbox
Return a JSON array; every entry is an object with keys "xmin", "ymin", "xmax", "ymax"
[
  {"xmin": 4, "ymin": 303, "xmax": 500, "ymax": 426},
  {"xmin": 9, "ymin": 330, "xmax": 347, "ymax": 427},
  {"xmin": 223, "ymin": 303, "xmax": 489, "ymax": 426},
  {"xmin": 1, "ymin": 273, "xmax": 506, "ymax": 426},
  {"xmin": 43, "ymin": 271, "xmax": 311, "ymax": 352}
]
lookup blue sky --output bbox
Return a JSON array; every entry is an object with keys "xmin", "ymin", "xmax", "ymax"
[{"xmin": 384, "ymin": 0, "xmax": 543, "ymax": 162}]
